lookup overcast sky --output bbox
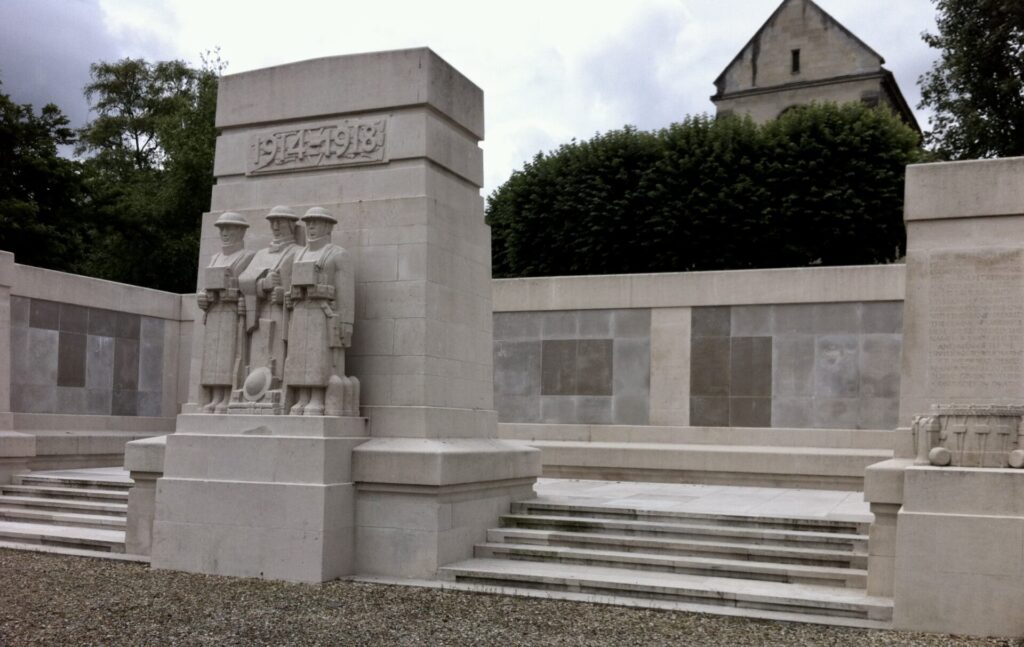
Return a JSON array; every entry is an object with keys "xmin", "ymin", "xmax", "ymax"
[{"xmin": 0, "ymin": 0, "xmax": 939, "ymax": 196}]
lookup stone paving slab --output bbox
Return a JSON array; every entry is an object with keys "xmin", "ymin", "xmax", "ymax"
[{"xmin": 533, "ymin": 478, "xmax": 872, "ymax": 522}]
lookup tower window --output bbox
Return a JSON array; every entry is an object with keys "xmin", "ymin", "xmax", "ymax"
[{"xmin": 791, "ymin": 49, "xmax": 801, "ymax": 74}]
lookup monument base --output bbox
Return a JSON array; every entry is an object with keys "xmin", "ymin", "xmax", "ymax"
[
  {"xmin": 893, "ymin": 466, "xmax": 1024, "ymax": 637},
  {"xmin": 352, "ymin": 438, "xmax": 540, "ymax": 577},
  {"xmin": 151, "ymin": 414, "xmax": 368, "ymax": 583}
]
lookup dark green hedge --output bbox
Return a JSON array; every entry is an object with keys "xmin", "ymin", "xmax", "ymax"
[{"xmin": 487, "ymin": 103, "xmax": 922, "ymax": 278}]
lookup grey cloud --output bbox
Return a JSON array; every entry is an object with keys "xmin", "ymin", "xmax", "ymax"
[
  {"xmin": 0, "ymin": 0, "xmax": 120, "ymax": 127},
  {"xmin": 578, "ymin": 5, "xmax": 694, "ymax": 130},
  {"xmin": 0, "ymin": 0, "xmax": 178, "ymax": 130}
]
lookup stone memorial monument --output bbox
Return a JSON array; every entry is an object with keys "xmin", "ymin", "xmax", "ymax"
[
  {"xmin": 228, "ymin": 205, "xmax": 301, "ymax": 415},
  {"xmin": 147, "ymin": 49, "xmax": 540, "ymax": 583},
  {"xmin": 864, "ymin": 157, "xmax": 1024, "ymax": 638}
]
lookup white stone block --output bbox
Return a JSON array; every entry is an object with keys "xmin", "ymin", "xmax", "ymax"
[
  {"xmin": 215, "ymin": 49, "xmax": 483, "ymax": 139},
  {"xmin": 892, "ymin": 467, "xmax": 1024, "ymax": 637},
  {"xmin": 906, "ymin": 157, "xmax": 1024, "ymax": 222},
  {"xmin": 174, "ymin": 414, "xmax": 367, "ymax": 438},
  {"xmin": 352, "ymin": 438, "xmax": 540, "ymax": 486},
  {"xmin": 361, "ymin": 406, "xmax": 497, "ymax": 439}
]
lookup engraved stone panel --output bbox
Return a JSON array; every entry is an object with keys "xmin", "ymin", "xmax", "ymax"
[
  {"xmin": 541, "ymin": 340, "xmax": 577, "ymax": 395},
  {"xmin": 29, "ymin": 299, "xmax": 59, "ymax": 330},
  {"xmin": 927, "ymin": 250, "xmax": 1024, "ymax": 398},
  {"xmin": 494, "ymin": 340, "xmax": 541, "ymax": 396},
  {"xmin": 576, "ymin": 340, "xmax": 613, "ymax": 396},
  {"xmin": 57, "ymin": 332, "xmax": 87, "ymax": 388},
  {"xmin": 11, "ymin": 296, "xmax": 28, "ymax": 329},
  {"xmin": 247, "ymin": 118, "xmax": 387, "ymax": 176}
]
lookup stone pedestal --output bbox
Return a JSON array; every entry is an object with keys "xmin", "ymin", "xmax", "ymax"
[
  {"xmin": 893, "ymin": 467, "xmax": 1024, "ymax": 637},
  {"xmin": 353, "ymin": 438, "xmax": 538, "ymax": 577},
  {"xmin": 124, "ymin": 435, "xmax": 166, "ymax": 556},
  {"xmin": 863, "ymin": 458, "xmax": 913, "ymax": 596},
  {"xmin": 151, "ymin": 415, "xmax": 368, "ymax": 582}
]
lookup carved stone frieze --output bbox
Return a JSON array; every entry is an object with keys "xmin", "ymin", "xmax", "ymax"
[
  {"xmin": 247, "ymin": 118, "xmax": 387, "ymax": 175},
  {"xmin": 913, "ymin": 404, "xmax": 1024, "ymax": 468}
]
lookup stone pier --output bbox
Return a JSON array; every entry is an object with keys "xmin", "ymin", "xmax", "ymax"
[
  {"xmin": 865, "ymin": 157, "xmax": 1024, "ymax": 637},
  {"xmin": 148, "ymin": 49, "xmax": 539, "ymax": 582}
]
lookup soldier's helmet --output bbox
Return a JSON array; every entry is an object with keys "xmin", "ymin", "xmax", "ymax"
[
  {"xmin": 266, "ymin": 205, "xmax": 299, "ymax": 221},
  {"xmin": 301, "ymin": 206, "xmax": 338, "ymax": 224},
  {"xmin": 214, "ymin": 212, "xmax": 250, "ymax": 228}
]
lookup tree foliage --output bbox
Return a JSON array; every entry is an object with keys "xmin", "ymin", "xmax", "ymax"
[
  {"xmin": 0, "ymin": 84, "xmax": 88, "ymax": 272},
  {"xmin": 0, "ymin": 55, "xmax": 221, "ymax": 291},
  {"xmin": 488, "ymin": 103, "xmax": 921, "ymax": 278},
  {"xmin": 77, "ymin": 56, "xmax": 222, "ymax": 292},
  {"xmin": 918, "ymin": 0, "xmax": 1024, "ymax": 159}
]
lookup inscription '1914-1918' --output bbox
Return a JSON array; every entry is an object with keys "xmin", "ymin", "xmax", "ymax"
[{"xmin": 247, "ymin": 118, "xmax": 387, "ymax": 175}]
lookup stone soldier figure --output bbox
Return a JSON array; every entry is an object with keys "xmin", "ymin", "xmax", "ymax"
[
  {"xmin": 284, "ymin": 206, "xmax": 358, "ymax": 416},
  {"xmin": 230, "ymin": 205, "xmax": 302, "ymax": 414},
  {"xmin": 197, "ymin": 212, "xmax": 254, "ymax": 413}
]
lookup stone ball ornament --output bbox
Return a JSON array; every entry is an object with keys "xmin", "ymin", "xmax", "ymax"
[
  {"xmin": 928, "ymin": 446, "xmax": 952, "ymax": 467},
  {"xmin": 1009, "ymin": 449, "xmax": 1024, "ymax": 469}
]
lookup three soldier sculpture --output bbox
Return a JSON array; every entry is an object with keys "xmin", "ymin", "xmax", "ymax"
[{"xmin": 197, "ymin": 206, "xmax": 359, "ymax": 417}]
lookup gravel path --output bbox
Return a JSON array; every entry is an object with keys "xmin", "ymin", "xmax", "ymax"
[{"xmin": 0, "ymin": 549, "xmax": 1019, "ymax": 647}]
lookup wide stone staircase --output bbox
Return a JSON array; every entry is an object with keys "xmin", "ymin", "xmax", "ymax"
[
  {"xmin": 0, "ymin": 468, "xmax": 133, "ymax": 556},
  {"xmin": 440, "ymin": 496, "xmax": 892, "ymax": 627}
]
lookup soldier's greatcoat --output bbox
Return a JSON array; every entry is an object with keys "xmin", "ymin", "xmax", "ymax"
[
  {"xmin": 200, "ymin": 246, "xmax": 254, "ymax": 387},
  {"xmin": 284, "ymin": 239, "xmax": 354, "ymax": 387},
  {"xmin": 237, "ymin": 239, "xmax": 298, "ymax": 381}
]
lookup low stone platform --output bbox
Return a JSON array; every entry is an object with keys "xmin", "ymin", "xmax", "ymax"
[
  {"xmin": 531, "ymin": 478, "xmax": 871, "ymax": 521},
  {"xmin": 500, "ymin": 425, "xmax": 894, "ymax": 491}
]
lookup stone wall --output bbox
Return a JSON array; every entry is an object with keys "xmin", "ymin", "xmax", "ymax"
[
  {"xmin": 493, "ymin": 309, "xmax": 651, "ymax": 425},
  {"xmin": 0, "ymin": 259, "xmax": 190, "ymax": 477},
  {"xmin": 10, "ymin": 297, "xmax": 166, "ymax": 416},
  {"xmin": 7, "ymin": 265, "xmax": 189, "ymax": 421},
  {"xmin": 493, "ymin": 264, "xmax": 906, "ymax": 430},
  {"xmin": 688, "ymin": 302, "xmax": 902, "ymax": 429}
]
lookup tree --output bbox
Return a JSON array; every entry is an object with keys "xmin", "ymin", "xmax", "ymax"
[
  {"xmin": 488, "ymin": 127, "xmax": 662, "ymax": 277},
  {"xmin": 487, "ymin": 103, "xmax": 921, "ymax": 279},
  {"xmin": 918, "ymin": 0, "xmax": 1024, "ymax": 159},
  {"xmin": 77, "ymin": 55, "xmax": 222, "ymax": 292},
  {"xmin": 0, "ymin": 82, "xmax": 88, "ymax": 272}
]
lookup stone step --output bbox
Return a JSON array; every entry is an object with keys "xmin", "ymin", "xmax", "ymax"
[
  {"xmin": 0, "ymin": 506, "xmax": 126, "ymax": 530},
  {"xmin": 500, "ymin": 514, "xmax": 867, "ymax": 552},
  {"xmin": 0, "ymin": 520, "xmax": 125, "ymax": 553},
  {"xmin": 14, "ymin": 474, "xmax": 133, "ymax": 491},
  {"xmin": 0, "ymin": 495, "xmax": 127, "ymax": 516},
  {"xmin": 0, "ymin": 541, "xmax": 147, "ymax": 563},
  {"xmin": 440, "ymin": 559, "xmax": 892, "ymax": 621},
  {"xmin": 0, "ymin": 485, "xmax": 129, "ymax": 502},
  {"xmin": 528, "ymin": 441, "xmax": 890, "ymax": 491},
  {"xmin": 487, "ymin": 528, "xmax": 866, "ymax": 569},
  {"xmin": 474, "ymin": 543, "xmax": 866, "ymax": 588},
  {"xmin": 514, "ymin": 501, "xmax": 868, "ymax": 534},
  {"xmin": 498, "ymin": 423, "xmax": 895, "ymax": 450}
]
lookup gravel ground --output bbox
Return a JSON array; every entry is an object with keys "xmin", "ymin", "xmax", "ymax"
[{"xmin": 0, "ymin": 548, "xmax": 1020, "ymax": 647}]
